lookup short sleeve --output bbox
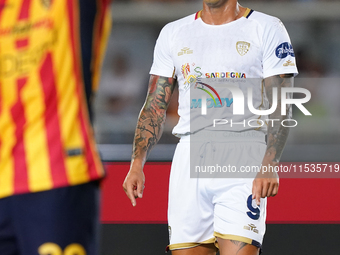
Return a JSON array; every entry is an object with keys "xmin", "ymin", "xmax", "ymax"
[
  {"xmin": 262, "ymin": 19, "xmax": 298, "ymax": 78},
  {"xmin": 149, "ymin": 24, "xmax": 175, "ymax": 78}
]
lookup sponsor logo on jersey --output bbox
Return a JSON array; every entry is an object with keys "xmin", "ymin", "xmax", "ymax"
[
  {"xmin": 178, "ymin": 47, "xmax": 193, "ymax": 56},
  {"xmin": 191, "ymin": 97, "xmax": 233, "ymax": 109},
  {"xmin": 0, "ymin": 18, "xmax": 54, "ymax": 37},
  {"xmin": 168, "ymin": 226, "xmax": 172, "ymax": 241},
  {"xmin": 0, "ymin": 23, "xmax": 57, "ymax": 78},
  {"xmin": 181, "ymin": 63, "xmax": 247, "ymax": 90},
  {"xmin": 243, "ymin": 224, "xmax": 259, "ymax": 234},
  {"xmin": 236, "ymin": 41, "xmax": 250, "ymax": 56},
  {"xmin": 283, "ymin": 60, "xmax": 295, "ymax": 67},
  {"xmin": 181, "ymin": 63, "xmax": 197, "ymax": 86},
  {"xmin": 205, "ymin": 72, "xmax": 246, "ymax": 79},
  {"xmin": 275, "ymin": 42, "xmax": 295, "ymax": 58}
]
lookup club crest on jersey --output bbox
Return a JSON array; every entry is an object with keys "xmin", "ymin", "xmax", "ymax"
[
  {"xmin": 41, "ymin": 0, "xmax": 52, "ymax": 9},
  {"xmin": 236, "ymin": 41, "xmax": 250, "ymax": 56},
  {"xmin": 275, "ymin": 42, "xmax": 295, "ymax": 58}
]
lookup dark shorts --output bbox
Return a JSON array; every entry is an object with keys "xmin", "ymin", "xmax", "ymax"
[{"xmin": 0, "ymin": 181, "xmax": 100, "ymax": 255}]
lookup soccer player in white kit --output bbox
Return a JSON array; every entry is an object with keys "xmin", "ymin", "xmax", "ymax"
[{"xmin": 123, "ymin": 0, "xmax": 298, "ymax": 254}]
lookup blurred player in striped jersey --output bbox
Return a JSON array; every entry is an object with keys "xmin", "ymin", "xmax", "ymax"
[
  {"xmin": 0, "ymin": 0, "xmax": 112, "ymax": 254},
  {"xmin": 123, "ymin": 0, "xmax": 297, "ymax": 254}
]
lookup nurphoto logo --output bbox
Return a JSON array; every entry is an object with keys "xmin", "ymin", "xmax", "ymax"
[{"xmin": 192, "ymin": 78, "xmax": 311, "ymax": 128}]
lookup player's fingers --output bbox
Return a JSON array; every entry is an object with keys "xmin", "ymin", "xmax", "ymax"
[
  {"xmin": 126, "ymin": 184, "xmax": 137, "ymax": 207},
  {"xmin": 266, "ymin": 181, "xmax": 275, "ymax": 197},
  {"xmin": 137, "ymin": 180, "xmax": 144, "ymax": 198},
  {"xmin": 252, "ymin": 180, "xmax": 257, "ymax": 199},
  {"xmin": 261, "ymin": 180, "xmax": 269, "ymax": 198},
  {"xmin": 253, "ymin": 181, "xmax": 262, "ymax": 206},
  {"xmin": 133, "ymin": 188, "xmax": 138, "ymax": 198},
  {"xmin": 271, "ymin": 183, "xmax": 279, "ymax": 197}
]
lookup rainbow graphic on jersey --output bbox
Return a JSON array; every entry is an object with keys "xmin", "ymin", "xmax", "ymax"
[{"xmin": 195, "ymin": 82, "xmax": 222, "ymax": 107}]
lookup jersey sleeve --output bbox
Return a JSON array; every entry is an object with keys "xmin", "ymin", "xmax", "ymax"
[
  {"xmin": 149, "ymin": 24, "xmax": 175, "ymax": 78},
  {"xmin": 262, "ymin": 18, "xmax": 298, "ymax": 78}
]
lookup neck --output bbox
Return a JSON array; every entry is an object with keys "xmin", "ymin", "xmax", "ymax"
[{"xmin": 201, "ymin": 1, "xmax": 246, "ymax": 25}]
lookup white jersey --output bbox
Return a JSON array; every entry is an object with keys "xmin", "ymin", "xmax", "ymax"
[{"xmin": 150, "ymin": 8, "xmax": 298, "ymax": 136}]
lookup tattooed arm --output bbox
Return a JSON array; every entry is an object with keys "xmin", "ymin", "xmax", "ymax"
[
  {"xmin": 123, "ymin": 75, "xmax": 176, "ymax": 206},
  {"xmin": 252, "ymin": 74, "xmax": 294, "ymax": 205}
]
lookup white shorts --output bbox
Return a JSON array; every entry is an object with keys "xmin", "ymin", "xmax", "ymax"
[{"xmin": 167, "ymin": 130, "xmax": 267, "ymax": 251}]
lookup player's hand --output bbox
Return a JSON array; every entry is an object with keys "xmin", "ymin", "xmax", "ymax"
[
  {"xmin": 252, "ymin": 160, "xmax": 279, "ymax": 206},
  {"xmin": 123, "ymin": 165, "xmax": 145, "ymax": 207}
]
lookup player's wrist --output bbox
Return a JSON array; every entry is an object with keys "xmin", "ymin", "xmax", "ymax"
[
  {"xmin": 130, "ymin": 158, "xmax": 145, "ymax": 172},
  {"xmin": 260, "ymin": 157, "xmax": 280, "ymax": 175}
]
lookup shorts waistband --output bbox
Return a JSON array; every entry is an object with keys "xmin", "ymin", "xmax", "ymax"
[{"xmin": 180, "ymin": 130, "xmax": 266, "ymax": 143}]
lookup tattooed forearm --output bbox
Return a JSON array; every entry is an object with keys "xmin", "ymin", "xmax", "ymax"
[
  {"xmin": 132, "ymin": 75, "xmax": 176, "ymax": 164},
  {"xmin": 230, "ymin": 240, "xmax": 248, "ymax": 254},
  {"xmin": 264, "ymin": 74, "xmax": 294, "ymax": 163}
]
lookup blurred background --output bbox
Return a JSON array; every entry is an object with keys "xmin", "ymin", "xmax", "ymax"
[{"xmin": 94, "ymin": 0, "xmax": 340, "ymax": 162}]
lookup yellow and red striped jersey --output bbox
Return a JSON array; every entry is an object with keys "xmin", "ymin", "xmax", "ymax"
[{"xmin": 0, "ymin": 0, "xmax": 111, "ymax": 199}]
